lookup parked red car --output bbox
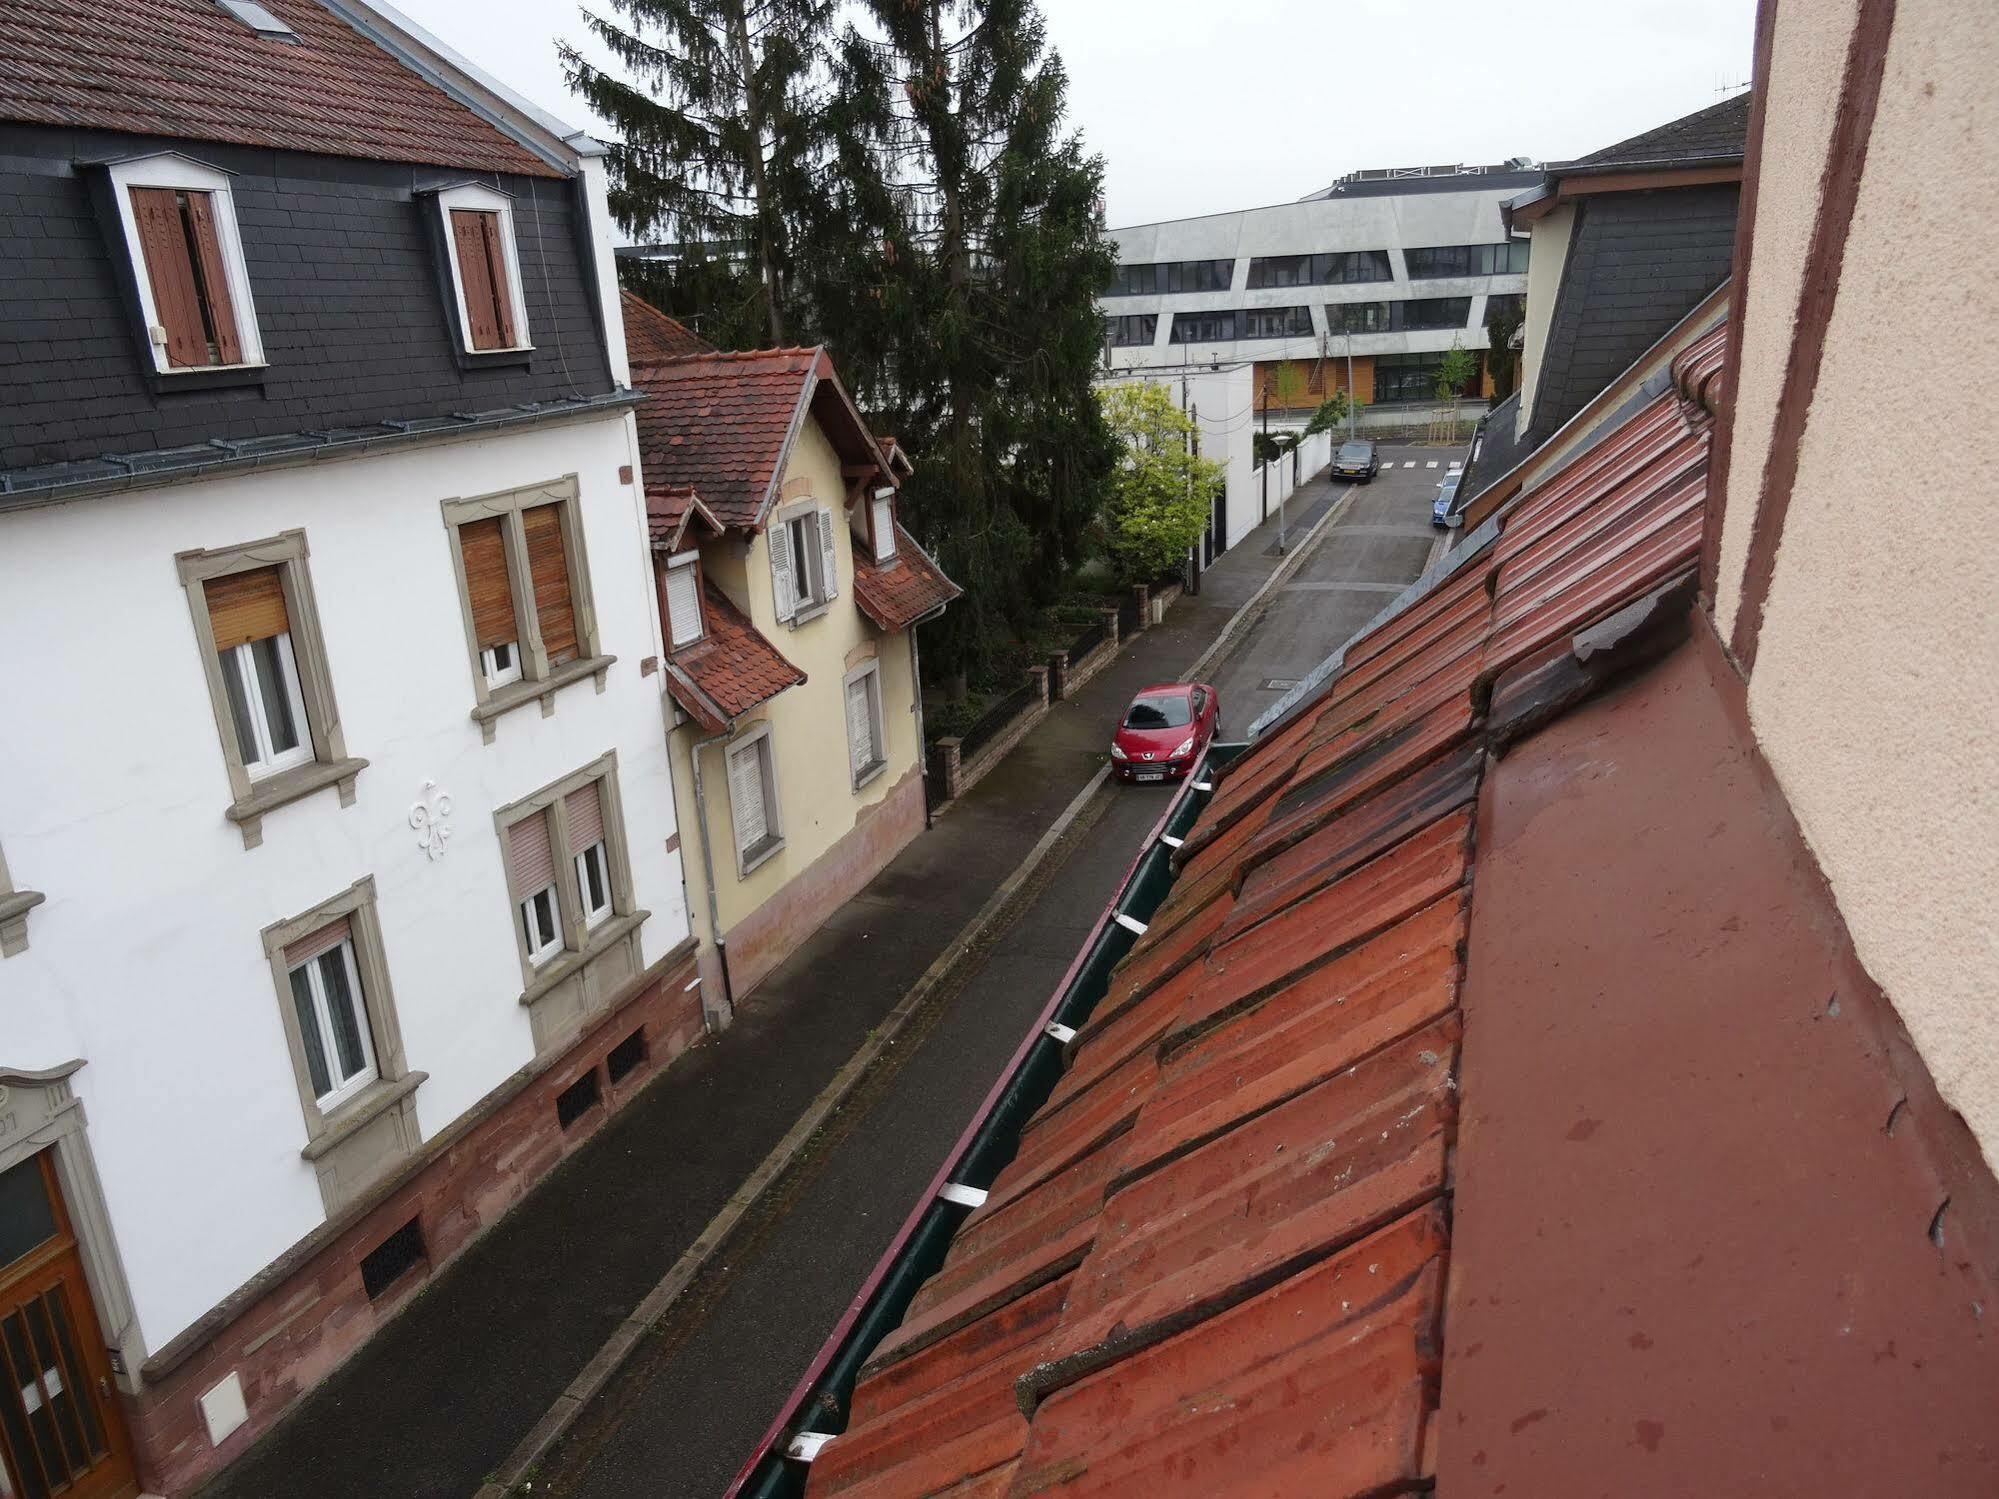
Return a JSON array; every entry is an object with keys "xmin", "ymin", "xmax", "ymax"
[{"xmin": 1111, "ymin": 682, "xmax": 1220, "ymax": 783}]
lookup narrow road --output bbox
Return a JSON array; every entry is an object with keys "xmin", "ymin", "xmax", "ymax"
[{"xmin": 528, "ymin": 445, "xmax": 1455, "ymax": 1499}]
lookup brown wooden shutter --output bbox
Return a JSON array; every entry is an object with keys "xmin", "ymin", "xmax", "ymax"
[
  {"xmin": 182, "ymin": 191, "xmax": 244, "ymax": 364},
  {"xmin": 459, "ymin": 517, "xmax": 517, "ymax": 649},
  {"xmin": 205, "ymin": 566, "xmax": 290, "ymax": 650},
  {"xmin": 480, "ymin": 212, "xmax": 518, "ymax": 347},
  {"xmin": 130, "ymin": 187, "xmax": 208, "ymax": 367},
  {"xmin": 523, "ymin": 504, "xmax": 579, "ymax": 665},
  {"xmin": 451, "ymin": 209, "xmax": 503, "ymax": 350}
]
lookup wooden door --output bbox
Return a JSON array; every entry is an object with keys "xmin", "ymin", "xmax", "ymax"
[{"xmin": 0, "ymin": 1153, "xmax": 137, "ymax": 1499}]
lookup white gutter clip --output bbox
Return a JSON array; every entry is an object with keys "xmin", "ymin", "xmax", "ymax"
[
  {"xmin": 1115, "ymin": 913, "xmax": 1148, "ymax": 936},
  {"xmin": 938, "ymin": 1182, "xmax": 988, "ymax": 1209},
  {"xmin": 1160, "ymin": 833, "xmax": 1185, "ymax": 849},
  {"xmin": 786, "ymin": 1432, "xmax": 837, "ymax": 1463},
  {"xmin": 1044, "ymin": 1022, "xmax": 1078, "ymax": 1044},
  {"xmin": 1192, "ymin": 781, "xmax": 1214, "ymax": 792}
]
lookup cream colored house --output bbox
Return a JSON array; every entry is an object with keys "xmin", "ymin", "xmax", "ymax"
[{"xmin": 626, "ymin": 302, "xmax": 959, "ymax": 1004}]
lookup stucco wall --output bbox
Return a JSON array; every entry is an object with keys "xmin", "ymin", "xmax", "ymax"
[
  {"xmin": 0, "ymin": 412, "xmax": 690, "ymax": 1353},
  {"xmin": 670, "ymin": 417, "xmax": 922, "ymax": 950},
  {"xmin": 1711, "ymin": 0, "xmax": 1860, "ymax": 636},
  {"xmin": 1513, "ymin": 203, "xmax": 1574, "ymax": 436},
  {"xmin": 1742, "ymin": 0, "xmax": 1999, "ymax": 1155}
]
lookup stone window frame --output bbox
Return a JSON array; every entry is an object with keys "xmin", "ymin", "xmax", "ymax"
[
  {"xmin": 724, "ymin": 719, "xmax": 785, "ymax": 877},
  {"xmin": 0, "ymin": 1063, "xmax": 147, "ymax": 1387},
  {"xmin": 441, "ymin": 476, "xmax": 614, "ymax": 743},
  {"xmin": 176, "ymin": 530, "xmax": 366, "ymax": 849},
  {"xmin": 0, "ymin": 841, "xmax": 45, "ymax": 959},
  {"xmin": 493, "ymin": 750, "xmax": 647, "ymax": 1002},
  {"xmin": 844, "ymin": 657, "xmax": 889, "ymax": 791},
  {"xmin": 259, "ymin": 877, "xmax": 424, "ymax": 1198}
]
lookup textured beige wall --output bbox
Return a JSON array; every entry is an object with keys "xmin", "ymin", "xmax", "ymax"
[
  {"xmin": 1712, "ymin": 0, "xmax": 1859, "ymax": 635},
  {"xmin": 1514, "ymin": 203, "xmax": 1575, "ymax": 439},
  {"xmin": 1746, "ymin": 0, "xmax": 1999, "ymax": 1154}
]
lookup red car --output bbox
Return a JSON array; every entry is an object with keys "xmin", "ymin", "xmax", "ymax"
[{"xmin": 1111, "ymin": 682, "xmax": 1220, "ymax": 783}]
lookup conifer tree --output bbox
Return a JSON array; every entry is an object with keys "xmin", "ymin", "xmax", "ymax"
[{"xmin": 562, "ymin": 0, "xmax": 831, "ymax": 347}]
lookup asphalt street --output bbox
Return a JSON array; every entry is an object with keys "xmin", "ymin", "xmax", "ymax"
[{"xmin": 528, "ymin": 445, "xmax": 1459, "ymax": 1499}]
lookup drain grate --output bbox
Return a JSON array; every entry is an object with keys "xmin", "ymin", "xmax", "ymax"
[{"xmin": 1261, "ymin": 677, "xmax": 1301, "ymax": 691}]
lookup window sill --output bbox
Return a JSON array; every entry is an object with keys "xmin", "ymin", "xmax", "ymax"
[
  {"xmin": 228, "ymin": 757, "xmax": 368, "ymax": 849},
  {"xmin": 738, "ymin": 833, "xmax": 785, "ymax": 878},
  {"xmin": 852, "ymin": 758, "xmax": 889, "ymax": 792},
  {"xmin": 454, "ymin": 345, "xmax": 534, "ymax": 372},
  {"xmin": 470, "ymin": 654, "xmax": 616, "ymax": 742},
  {"xmin": 0, "ymin": 890, "xmax": 46, "ymax": 958},
  {"xmin": 787, "ymin": 600, "xmax": 830, "ymax": 628},
  {"xmin": 517, "ymin": 909, "xmax": 649, "ymax": 1009},
  {"xmin": 147, "ymin": 362, "xmax": 268, "ymax": 396},
  {"xmin": 300, "ymin": 1071, "xmax": 427, "ymax": 1162}
]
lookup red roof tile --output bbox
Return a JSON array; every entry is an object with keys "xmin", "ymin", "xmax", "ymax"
[
  {"xmin": 852, "ymin": 530, "xmax": 961, "ymax": 632},
  {"xmin": 659, "ymin": 582, "xmax": 803, "ymax": 733},
  {"xmin": 621, "ymin": 290, "xmax": 713, "ymax": 364},
  {"xmin": 802, "ymin": 324, "xmax": 1736, "ymax": 1498},
  {"xmin": 645, "ymin": 484, "xmax": 723, "ymax": 552},
  {"xmin": 0, "ymin": 0, "xmax": 556, "ymax": 176}
]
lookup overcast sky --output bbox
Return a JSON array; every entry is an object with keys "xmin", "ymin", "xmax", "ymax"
[{"xmin": 387, "ymin": 0, "xmax": 1754, "ymax": 228}]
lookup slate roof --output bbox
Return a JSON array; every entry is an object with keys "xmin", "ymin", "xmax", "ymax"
[
  {"xmin": 632, "ymin": 347, "xmax": 850, "ymax": 530},
  {"xmin": 661, "ymin": 582, "xmax": 805, "ymax": 734},
  {"xmin": 621, "ymin": 290, "xmax": 713, "ymax": 364},
  {"xmin": 851, "ymin": 528, "xmax": 962, "ymax": 633},
  {"xmin": 0, "ymin": 0, "xmax": 556, "ymax": 177},
  {"xmin": 1558, "ymin": 91, "xmax": 1751, "ymax": 172},
  {"xmin": 804, "ymin": 323, "xmax": 1730, "ymax": 1499}
]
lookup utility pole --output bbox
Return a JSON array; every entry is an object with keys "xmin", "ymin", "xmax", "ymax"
[
  {"xmin": 1346, "ymin": 329, "xmax": 1357, "ymax": 439},
  {"xmin": 1182, "ymin": 373, "xmax": 1199, "ymax": 595},
  {"xmin": 1260, "ymin": 375, "xmax": 1270, "ymax": 528}
]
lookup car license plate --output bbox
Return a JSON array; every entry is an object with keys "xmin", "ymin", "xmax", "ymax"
[{"xmin": 1134, "ymin": 771, "xmax": 1165, "ymax": 782}]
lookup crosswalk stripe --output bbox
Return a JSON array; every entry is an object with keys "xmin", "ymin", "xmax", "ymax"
[
  {"xmin": 1426, "ymin": 460, "xmax": 1439, "ymax": 468},
  {"xmin": 1403, "ymin": 461, "xmax": 1417, "ymax": 468}
]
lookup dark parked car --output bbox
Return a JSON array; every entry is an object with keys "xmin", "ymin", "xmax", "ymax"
[
  {"xmin": 1332, "ymin": 439, "xmax": 1379, "ymax": 481},
  {"xmin": 1111, "ymin": 682, "xmax": 1220, "ymax": 783}
]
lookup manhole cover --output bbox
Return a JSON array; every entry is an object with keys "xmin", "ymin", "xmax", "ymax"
[{"xmin": 1261, "ymin": 678, "xmax": 1301, "ymax": 691}]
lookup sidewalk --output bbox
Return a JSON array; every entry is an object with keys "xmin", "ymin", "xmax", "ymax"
[{"xmin": 197, "ymin": 485, "xmax": 1336, "ymax": 1499}]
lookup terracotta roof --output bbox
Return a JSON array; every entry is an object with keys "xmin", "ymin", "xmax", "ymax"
[
  {"xmin": 805, "ymin": 324, "xmax": 1730, "ymax": 1498},
  {"xmin": 851, "ymin": 527, "xmax": 960, "ymax": 632},
  {"xmin": 661, "ymin": 582, "xmax": 804, "ymax": 734},
  {"xmin": 621, "ymin": 290, "xmax": 713, "ymax": 364},
  {"xmin": 0, "ymin": 0, "xmax": 557, "ymax": 177},
  {"xmin": 631, "ymin": 347, "xmax": 889, "ymax": 530},
  {"xmin": 646, "ymin": 484, "xmax": 724, "ymax": 552},
  {"xmin": 1560, "ymin": 91, "xmax": 1751, "ymax": 171}
]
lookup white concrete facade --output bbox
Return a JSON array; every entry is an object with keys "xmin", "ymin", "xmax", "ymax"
[{"xmin": 0, "ymin": 411, "xmax": 689, "ymax": 1357}]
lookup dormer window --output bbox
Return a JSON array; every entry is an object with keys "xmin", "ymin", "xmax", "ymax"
[
  {"xmin": 433, "ymin": 184, "xmax": 531, "ymax": 354},
  {"xmin": 108, "ymin": 155, "xmax": 263, "ymax": 372},
  {"xmin": 870, "ymin": 488, "xmax": 897, "ymax": 562},
  {"xmin": 664, "ymin": 552, "xmax": 705, "ymax": 648}
]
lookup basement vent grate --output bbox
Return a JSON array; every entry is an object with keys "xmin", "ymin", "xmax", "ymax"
[
  {"xmin": 556, "ymin": 1070, "xmax": 601, "ymax": 1130},
  {"xmin": 360, "ymin": 1217, "xmax": 425, "ymax": 1300},
  {"xmin": 607, "ymin": 1027, "xmax": 647, "ymax": 1085}
]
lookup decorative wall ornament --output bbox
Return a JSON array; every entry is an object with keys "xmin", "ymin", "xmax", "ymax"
[{"xmin": 410, "ymin": 781, "xmax": 453, "ymax": 861}]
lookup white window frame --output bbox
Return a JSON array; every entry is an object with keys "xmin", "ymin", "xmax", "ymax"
[
  {"xmin": 480, "ymin": 639, "xmax": 522, "ymax": 689},
  {"xmin": 788, "ymin": 514, "xmax": 826, "ymax": 609},
  {"xmin": 725, "ymin": 724, "xmax": 784, "ymax": 875},
  {"xmin": 519, "ymin": 880, "xmax": 562, "ymax": 966},
  {"xmin": 664, "ymin": 551, "xmax": 704, "ymax": 647},
  {"xmin": 107, "ymin": 153, "xmax": 265, "ymax": 372},
  {"xmin": 845, "ymin": 659, "xmax": 888, "ymax": 789},
  {"xmin": 433, "ymin": 183, "xmax": 533, "ymax": 355},
  {"xmin": 870, "ymin": 489, "xmax": 897, "ymax": 562},
  {"xmin": 575, "ymin": 840, "xmax": 613, "ymax": 929},
  {"xmin": 222, "ymin": 631, "xmax": 314, "ymax": 781},
  {"xmin": 286, "ymin": 939, "xmax": 379, "ymax": 1113}
]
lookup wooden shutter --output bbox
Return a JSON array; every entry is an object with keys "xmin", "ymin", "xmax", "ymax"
[
  {"xmin": 728, "ymin": 742, "xmax": 767, "ymax": 853},
  {"xmin": 664, "ymin": 563, "xmax": 702, "ymax": 646},
  {"xmin": 768, "ymin": 522, "xmax": 796, "ymax": 622},
  {"xmin": 283, "ymin": 916, "xmax": 351, "ymax": 970},
  {"xmin": 130, "ymin": 187, "xmax": 208, "ymax": 367},
  {"xmin": 846, "ymin": 675, "xmax": 874, "ymax": 774},
  {"xmin": 479, "ymin": 212, "xmax": 518, "ymax": 348},
  {"xmin": 816, "ymin": 508, "xmax": 840, "ymax": 601},
  {"xmin": 205, "ymin": 566, "xmax": 290, "ymax": 650},
  {"xmin": 522, "ymin": 504, "xmax": 579, "ymax": 665},
  {"xmin": 509, "ymin": 811, "xmax": 556, "ymax": 894},
  {"xmin": 459, "ymin": 517, "xmax": 517, "ymax": 649},
  {"xmin": 564, "ymin": 782, "xmax": 605, "ymax": 855},
  {"xmin": 451, "ymin": 210, "xmax": 503, "ymax": 350},
  {"xmin": 181, "ymin": 192, "xmax": 243, "ymax": 364}
]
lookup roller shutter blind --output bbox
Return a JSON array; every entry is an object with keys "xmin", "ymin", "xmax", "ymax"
[
  {"xmin": 459, "ymin": 517, "xmax": 517, "ymax": 649},
  {"xmin": 728, "ymin": 741, "xmax": 768, "ymax": 852},
  {"xmin": 205, "ymin": 566, "xmax": 289, "ymax": 650},
  {"xmin": 664, "ymin": 564, "xmax": 702, "ymax": 646},
  {"xmin": 871, "ymin": 497, "xmax": 896, "ymax": 561},
  {"xmin": 564, "ymin": 781, "xmax": 605, "ymax": 855},
  {"xmin": 509, "ymin": 811, "xmax": 557, "ymax": 894},
  {"xmin": 282, "ymin": 916, "xmax": 351, "ymax": 970},
  {"xmin": 846, "ymin": 675, "xmax": 875, "ymax": 773},
  {"xmin": 523, "ymin": 504, "xmax": 579, "ymax": 665}
]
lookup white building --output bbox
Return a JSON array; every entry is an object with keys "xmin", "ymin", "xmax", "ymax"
[{"xmin": 0, "ymin": 3, "xmax": 699, "ymax": 1493}]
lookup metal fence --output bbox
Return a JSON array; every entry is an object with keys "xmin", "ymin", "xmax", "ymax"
[
  {"xmin": 1062, "ymin": 619, "xmax": 1107, "ymax": 664},
  {"xmin": 1116, "ymin": 594, "xmax": 1142, "ymax": 636},
  {"xmin": 957, "ymin": 678, "xmax": 1038, "ymax": 762}
]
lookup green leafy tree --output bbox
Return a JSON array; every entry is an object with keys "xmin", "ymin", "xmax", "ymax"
[
  {"xmin": 562, "ymin": 0, "xmax": 832, "ymax": 347},
  {"xmin": 1303, "ymin": 391, "xmax": 1351, "ymax": 436},
  {"xmin": 1101, "ymin": 384, "xmax": 1223, "ymax": 584},
  {"xmin": 804, "ymin": 0, "xmax": 1118, "ymax": 683},
  {"xmin": 1436, "ymin": 337, "xmax": 1477, "ymax": 401},
  {"xmin": 1483, "ymin": 297, "xmax": 1524, "ymax": 397}
]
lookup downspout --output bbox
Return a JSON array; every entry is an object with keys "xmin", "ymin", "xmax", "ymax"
[{"xmin": 687, "ymin": 726, "xmax": 736, "ymax": 1027}]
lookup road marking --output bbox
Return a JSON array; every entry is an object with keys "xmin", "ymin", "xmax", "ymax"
[
  {"xmin": 1261, "ymin": 677, "xmax": 1302, "ymax": 691},
  {"xmin": 1403, "ymin": 461, "xmax": 1417, "ymax": 469},
  {"xmin": 1426, "ymin": 460, "xmax": 1439, "ymax": 468}
]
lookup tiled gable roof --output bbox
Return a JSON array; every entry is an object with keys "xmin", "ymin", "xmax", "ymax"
[
  {"xmin": 851, "ymin": 528, "xmax": 961, "ymax": 633},
  {"xmin": 0, "ymin": 0, "xmax": 556, "ymax": 177},
  {"xmin": 645, "ymin": 483, "xmax": 722, "ymax": 551},
  {"xmin": 1561, "ymin": 90, "xmax": 1751, "ymax": 171},
  {"xmin": 631, "ymin": 348, "xmax": 827, "ymax": 529},
  {"xmin": 621, "ymin": 290, "xmax": 713, "ymax": 364},
  {"xmin": 660, "ymin": 582, "xmax": 804, "ymax": 734},
  {"xmin": 805, "ymin": 323, "xmax": 1730, "ymax": 1499}
]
